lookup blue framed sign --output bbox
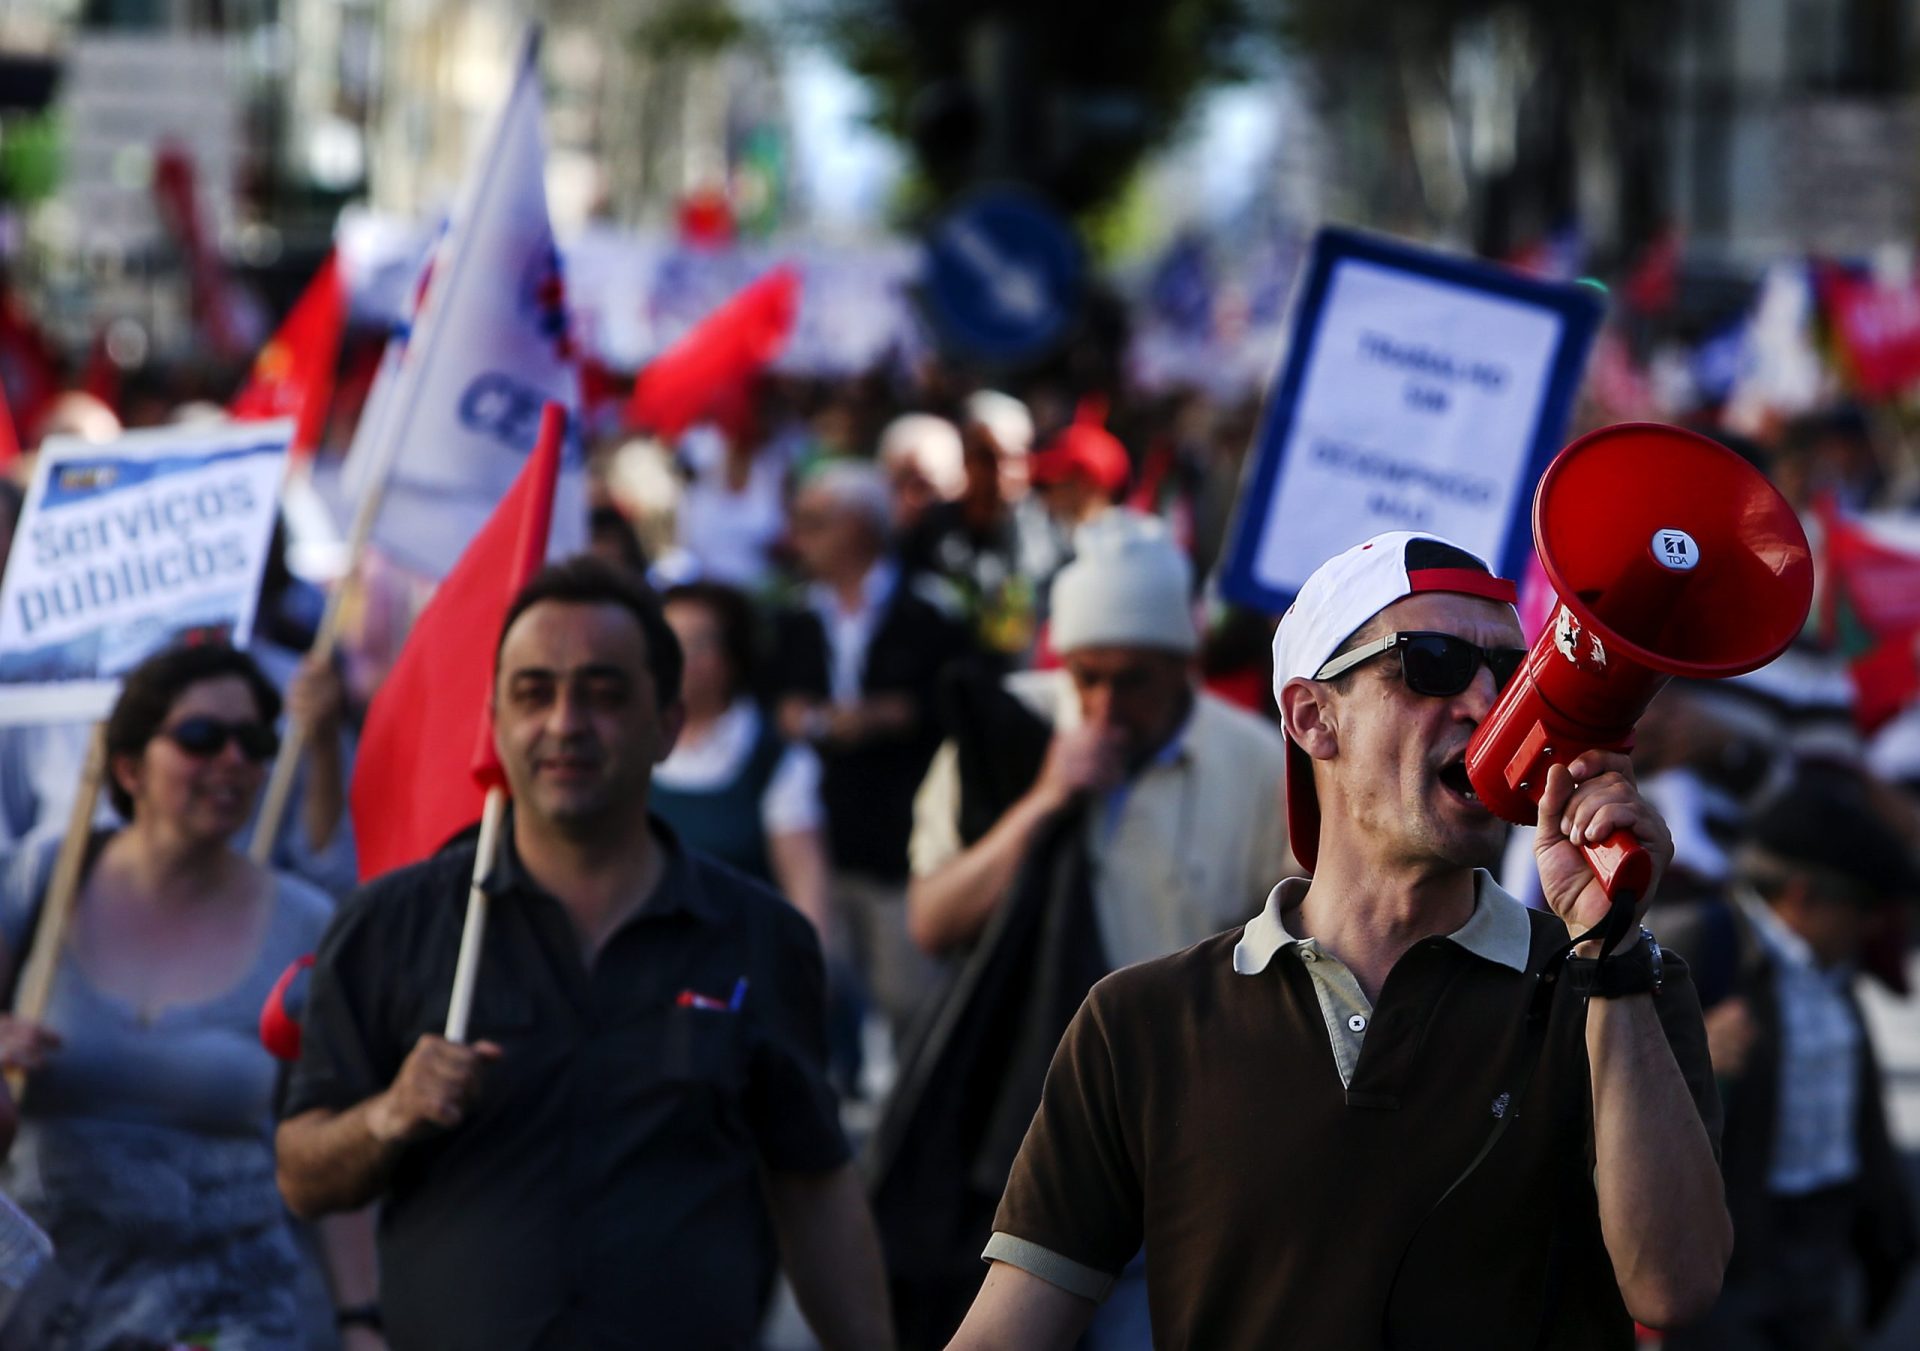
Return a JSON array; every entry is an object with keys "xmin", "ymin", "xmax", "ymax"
[{"xmin": 1219, "ymin": 228, "xmax": 1604, "ymax": 614}]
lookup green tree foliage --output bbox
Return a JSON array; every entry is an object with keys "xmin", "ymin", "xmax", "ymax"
[{"xmin": 814, "ymin": 0, "xmax": 1270, "ymax": 219}]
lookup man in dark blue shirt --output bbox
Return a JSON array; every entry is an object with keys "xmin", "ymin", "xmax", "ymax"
[{"xmin": 275, "ymin": 557, "xmax": 893, "ymax": 1351}]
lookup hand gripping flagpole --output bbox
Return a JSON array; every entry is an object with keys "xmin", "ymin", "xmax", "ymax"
[
  {"xmin": 7, "ymin": 724, "xmax": 108, "ymax": 1100},
  {"xmin": 250, "ymin": 30, "xmax": 548, "ymax": 867}
]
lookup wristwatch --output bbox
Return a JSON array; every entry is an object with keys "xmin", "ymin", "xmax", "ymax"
[
  {"xmin": 1569, "ymin": 926, "xmax": 1664, "ymax": 999},
  {"xmin": 336, "ymin": 1302, "xmax": 383, "ymax": 1331}
]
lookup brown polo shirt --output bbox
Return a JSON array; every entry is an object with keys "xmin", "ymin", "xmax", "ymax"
[{"xmin": 987, "ymin": 872, "xmax": 1721, "ymax": 1350}]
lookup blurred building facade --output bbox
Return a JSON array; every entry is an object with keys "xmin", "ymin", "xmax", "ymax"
[
  {"xmin": 1273, "ymin": 0, "xmax": 1920, "ymax": 270},
  {"xmin": 0, "ymin": 0, "xmax": 1914, "ymax": 369},
  {"xmin": 0, "ymin": 0, "xmax": 794, "ymax": 370},
  {"xmin": 1665, "ymin": 0, "xmax": 1920, "ymax": 265}
]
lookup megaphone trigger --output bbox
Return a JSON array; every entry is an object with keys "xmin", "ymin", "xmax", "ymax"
[
  {"xmin": 1466, "ymin": 422, "xmax": 1814, "ymax": 906},
  {"xmin": 1579, "ymin": 827, "xmax": 1655, "ymax": 903}
]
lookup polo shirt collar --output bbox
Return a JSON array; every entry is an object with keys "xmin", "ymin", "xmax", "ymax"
[
  {"xmin": 1232, "ymin": 868, "xmax": 1531, "ymax": 976},
  {"xmin": 487, "ymin": 807, "xmax": 724, "ymax": 925},
  {"xmin": 807, "ymin": 558, "xmax": 898, "ymax": 622},
  {"xmin": 1737, "ymin": 885, "xmax": 1823, "ymax": 973}
]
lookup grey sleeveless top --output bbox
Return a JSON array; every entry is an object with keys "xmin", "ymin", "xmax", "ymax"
[{"xmin": 0, "ymin": 839, "xmax": 336, "ymax": 1351}]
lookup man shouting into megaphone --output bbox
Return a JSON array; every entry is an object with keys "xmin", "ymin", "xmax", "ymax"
[{"xmin": 948, "ymin": 532, "xmax": 1730, "ymax": 1351}]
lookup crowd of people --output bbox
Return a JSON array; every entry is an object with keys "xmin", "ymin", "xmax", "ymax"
[{"xmin": 0, "ymin": 344, "xmax": 1909, "ymax": 1351}]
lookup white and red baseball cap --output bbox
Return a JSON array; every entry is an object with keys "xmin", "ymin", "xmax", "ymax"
[{"xmin": 1271, "ymin": 531, "xmax": 1519, "ymax": 871}]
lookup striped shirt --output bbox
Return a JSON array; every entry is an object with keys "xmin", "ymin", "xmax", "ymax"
[{"xmin": 1743, "ymin": 892, "xmax": 1862, "ymax": 1195}]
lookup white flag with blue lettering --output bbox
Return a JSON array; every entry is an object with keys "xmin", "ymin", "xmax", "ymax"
[{"xmin": 341, "ymin": 31, "xmax": 584, "ymax": 579}]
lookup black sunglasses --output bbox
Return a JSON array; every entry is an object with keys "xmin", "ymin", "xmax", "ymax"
[
  {"xmin": 1314, "ymin": 631, "xmax": 1527, "ymax": 698},
  {"xmin": 161, "ymin": 716, "xmax": 280, "ymax": 762}
]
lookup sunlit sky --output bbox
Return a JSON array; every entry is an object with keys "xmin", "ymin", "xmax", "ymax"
[{"xmin": 784, "ymin": 43, "xmax": 1284, "ymax": 236}]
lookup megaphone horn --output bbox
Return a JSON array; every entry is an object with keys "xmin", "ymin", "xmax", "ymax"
[{"xmin": 1465, "ymin": 422, "xmax": 1814, "ymax": 902}]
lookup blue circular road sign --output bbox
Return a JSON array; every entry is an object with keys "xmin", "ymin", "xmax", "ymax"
[{"xmin": 924, "ymin": 190, "xmax": 1083, "ymax": 363}]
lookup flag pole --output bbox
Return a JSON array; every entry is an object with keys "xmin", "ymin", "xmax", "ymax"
[
  {"xmin": 246, "ymin": 422, "xmax": 400, "ymax": 865},
  {"xmin": 7, "ymin": 723, "xmax": 108, "ymax": 1100},
  {"xmin": 249, "ymin": 32, "xmax": 545, "ymax": 868},
  {"xmin": 445, "ymin": 785, "xmax": 508, "ymax": 1043}
]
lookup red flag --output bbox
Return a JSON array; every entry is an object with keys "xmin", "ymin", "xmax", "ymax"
[
  {"xmin": 0, "ymin": 376, "xmax": 18, "ymax": 470},
  {"xmin": 1622, "ymin": 226, "xmax": 1680, "ymax": 315},
  {"xmin": 1819, "ymin": 497, "xmax": 1920, "ymax": 643},
  {"xmin": 677, "ymin": 187, "xmax": 736, "ymax": 249},
  {"xmin": 627, "ymin": 266, "xmax": 799, "ymax": 441},
  {"xmin": 1817, "ymin": 263, "xmax": 1920, "ymax": 401},
  {"xmin": 153, "ymin": 143, "xmax": 247, "ymax": 359},
  {"xmin": 231, "ymin": 252, "xmax": 346, "ymax": 459},
  {"xmin": 1850, "ymin": 632, "xmax": 1920, "ymax": 733},
  {"xmin": 1816, "ymin": 496, "xmax": 1920, "ymax": 733},
  {"xmin": 0, "ymin": 281, "xmax": 60, "ymax": 446},
  {"xmin": 349, "ymin": 402, "xmax": 567, "ymax": 880}
]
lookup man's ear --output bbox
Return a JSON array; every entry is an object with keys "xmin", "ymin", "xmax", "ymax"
[{"xmin": 1280, "ymin": 679, "xmax": 1340, "ymax": 762}]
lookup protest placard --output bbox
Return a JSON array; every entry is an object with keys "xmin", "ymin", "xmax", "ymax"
[
  {"xmin": 1219, "ymin": 229, "xmax": 1603, "ymax": 613},
  {"xmin": 0, "ymin": 420, "xmax": 290, "ymax": 724}
]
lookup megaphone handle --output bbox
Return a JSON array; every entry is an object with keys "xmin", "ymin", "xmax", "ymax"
[{"xmin": 1581, "ymin": 828, "xmax": 1654, "ymax": 904}]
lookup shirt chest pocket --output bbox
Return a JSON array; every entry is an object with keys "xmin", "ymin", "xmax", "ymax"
[{"xmin": 599, "ymin": 1004, "xmax": 750, "ymax": 1106}]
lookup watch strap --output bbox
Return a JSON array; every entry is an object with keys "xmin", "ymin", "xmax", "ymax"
[
  {"xmin": 1567, "ymin": 926, "xmax": 1663, "ymax": 999},
  {"xmin": 335, "ymin": 1303, "xmax": 383, "ymax": 1331}
]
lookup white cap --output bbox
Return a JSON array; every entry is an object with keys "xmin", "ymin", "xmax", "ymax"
[
  {"xmin": 1272, "ymin": 531, "xmax": 1517, "ymax": 870},
  {"xmin": 1050, "ymin": 512, "xmax": 1196, "ymax": 655},
  {"xmin": 964, "ymin": 390, "xmax": 1035, "ymax": 457},
  {"xmin": 879, "ymin": 414, "xmax": 967, "ymax": 499}
]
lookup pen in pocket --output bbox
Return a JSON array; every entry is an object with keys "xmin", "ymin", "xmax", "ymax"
[{"xmin": 675, "ymin": 977, "xmax": 750, "ymax": 1013}]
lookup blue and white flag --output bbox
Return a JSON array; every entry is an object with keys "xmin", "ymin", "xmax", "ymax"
[{"xmin": 341, "ymin": 31, "xmax": 583, "ymax": 580}]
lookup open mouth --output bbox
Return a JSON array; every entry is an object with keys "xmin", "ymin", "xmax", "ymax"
[{"xmin": 1437, "ymin": 754, "xmax": 1480, "ymax": 805}]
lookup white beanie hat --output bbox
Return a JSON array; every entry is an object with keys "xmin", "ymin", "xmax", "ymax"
[{"xmin": 1049, "ymin": 512, "xmax": 1196, "ymax": 655}]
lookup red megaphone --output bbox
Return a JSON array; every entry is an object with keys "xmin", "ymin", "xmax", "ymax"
[{"xmin": 1465, "ymin": 423, "xmax": 1813, "ymax": 901}]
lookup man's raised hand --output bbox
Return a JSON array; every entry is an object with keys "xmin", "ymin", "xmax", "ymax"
[{"xmin": 1533, "ymin": 749, "xmax": 1673, "ymax": 952}]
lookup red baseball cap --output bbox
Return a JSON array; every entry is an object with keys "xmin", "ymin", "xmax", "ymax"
[{"xmin": 1029, "ymin": 398, "xmax": 1131, "ymax": 494}]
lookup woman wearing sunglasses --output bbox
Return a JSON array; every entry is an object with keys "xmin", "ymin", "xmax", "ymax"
[{"xmin": 0, "ymin": 643, "xmax": 345, "ymax": 1350}]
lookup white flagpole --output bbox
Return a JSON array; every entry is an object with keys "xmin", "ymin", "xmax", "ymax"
[{"xmin": 444, "ymin": 785, "xmax": 508, "ymax": 1043}]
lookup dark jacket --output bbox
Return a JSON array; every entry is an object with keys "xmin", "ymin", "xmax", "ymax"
[
  {"xmin": 1666, "ymin": 897, "xmax": 1919, "ymax": 1328},
  {"xmin": 865, "ymin": 670, "xmax": 1107, "ymax": 1351},
  {"xmin": 770, "ymin": 570, "xmax": 973, "ymax": 881}
]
